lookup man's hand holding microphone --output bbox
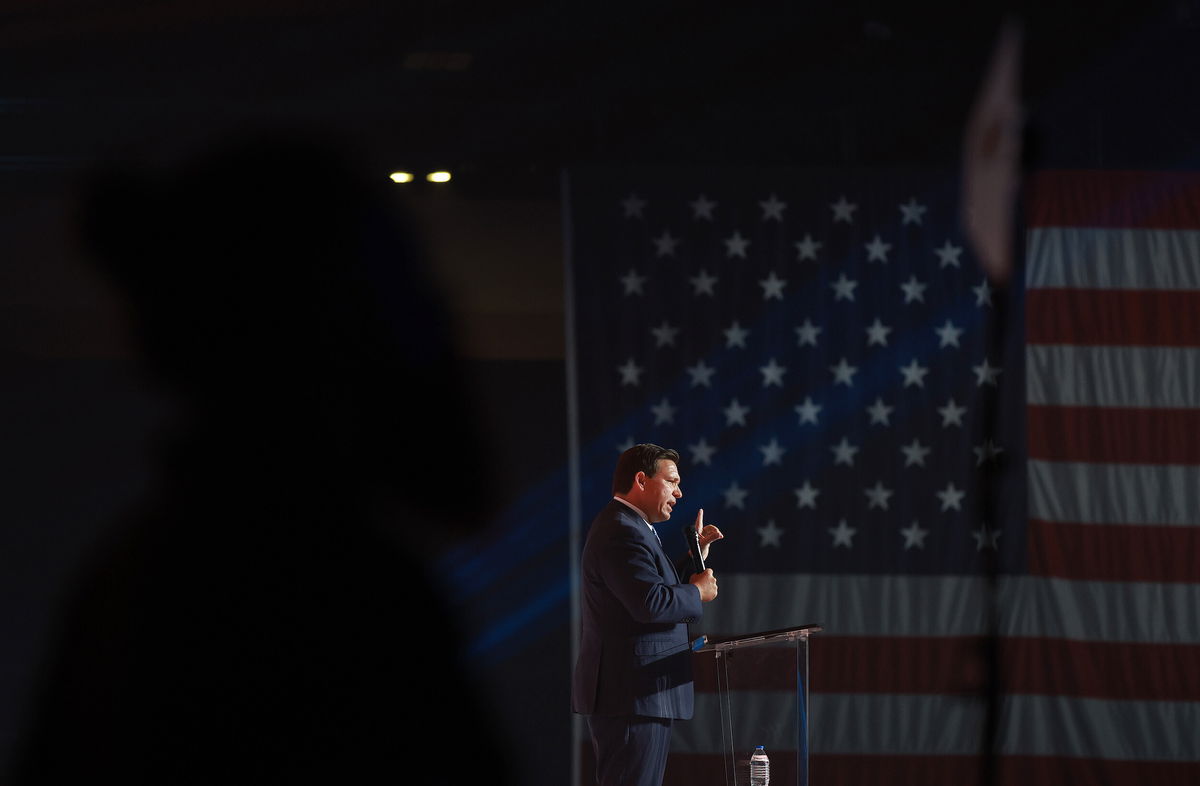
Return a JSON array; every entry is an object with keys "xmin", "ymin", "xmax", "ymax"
[{"xmin": 685, "ymin": 508, "xmax": 724, "ymax": 602}]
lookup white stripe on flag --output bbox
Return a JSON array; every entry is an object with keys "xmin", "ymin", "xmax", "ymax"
[
  {"xmin": 1000, "ymin": 694, "xmax": 1200, "ymax": 761},
  {"xmin": 1026, "ymin": 227, "xmax": 1200, "ymax": 290},
  {"xmin": 677, "ymin": 692, "xmax": 986, "ymax": 756},
  {"xmin": 1000, "ymin": 575, "xmax": 1200, "ymax": 643},
  {"xmin": 703, "ymin": 574, "xmax": 1200, "ymax": 643},
  {"xmin": 1029, "ymin": 458, "xmax": 1200, "ymax": 526},
  {"xmin": 699, "ymin": 573, "xmax": 991, "ymax": 637},
  {"xmin": 676, "ymin": 692, "xmax": 1199, "ymax": 760},
  {"xmin": 1026, "ymin": 344, "xmax": 1200, "ymax": 407}
]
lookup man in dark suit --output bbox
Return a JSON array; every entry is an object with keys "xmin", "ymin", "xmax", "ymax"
[{"xmin": 573, "ymin": 443, "xmax": 723, "ymax": 786}]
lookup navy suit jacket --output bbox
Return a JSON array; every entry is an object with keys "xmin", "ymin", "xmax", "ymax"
[{"xmin": 572, "ymin": 499, "xmax": 704, "ymax": 720}]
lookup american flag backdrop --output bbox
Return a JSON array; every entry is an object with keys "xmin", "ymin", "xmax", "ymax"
[
  {"xmin": 1014, "ymin": 170, "xmax": 1200, "ymax": 784},
  {"xmin": 565, "ymin": 166, "xmax": 1200, "ymax": 785}
]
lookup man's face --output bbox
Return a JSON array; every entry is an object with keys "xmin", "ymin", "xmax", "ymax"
[{"xmin": 637, "ymin": 459, "xmax": 682, "ymax": 523}]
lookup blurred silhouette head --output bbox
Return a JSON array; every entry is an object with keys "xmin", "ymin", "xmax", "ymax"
[{"xmin": 78, "ymin": 131, "xmax": 492, "ymax": 529}]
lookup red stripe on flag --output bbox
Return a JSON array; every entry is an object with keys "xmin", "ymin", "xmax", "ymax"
[
  {"xmin": 695, "ymin": 635, "xmax": 986, "ymax": 695},
  {"xmin": 1027, "ymin": 170, "xmax": 1200, "ymax": 228},
  {"xmin": 1027, "ymin": 518, "xmax": 1200, "ymax": 582},
  {"xmin": 667, "ymin": 751, "xmax": 800, "ymax": 786},
  {"xmin": 811, "ymin": 755, "xmax": 987, "ymax": 786},
  {"xmin": 804, "ymin": 754, "xmax": 1200, "ymax": 786},
  {"xmin": 693, "ymin": 644, "xmax": 797, "ymax": 693},
  {"xmin": 696, "ymin": 633, "xmax": 1200, "ymax": 700},
  {"xmin": 1026, "ymin": 289, "xmax": 1200, "ymax": 347},
  {"xmin": 667, "ymin": 752, "xmax": 1200, "ymax": 786},
  {"xmin": 812, "ymin": 635, "xmax": 985, "ymax": 695},
  {"xmin": 998, "ymin": 755, "xmax": 1200, "ymax": 786},
  {"xmin": 1027, "ymin": 404, "xmax": 1200, "ymax": 464},
  {"xmin": 1001, "ymin": 636, "xmax": 1200, "ymax": 701}
]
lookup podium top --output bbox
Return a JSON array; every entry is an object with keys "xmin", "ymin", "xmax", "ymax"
[{"xmin": 696, "ymin": 623, "xmax": 823, "ymax": 653}]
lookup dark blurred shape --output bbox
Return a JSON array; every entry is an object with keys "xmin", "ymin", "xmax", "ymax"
[
  {"xmin": 962, "ymin": 19, "xmax": 1023, "ymax": 287},
  {"xmin": 10, "ymin": 130, "xmax": 509, "ymax": 784}
]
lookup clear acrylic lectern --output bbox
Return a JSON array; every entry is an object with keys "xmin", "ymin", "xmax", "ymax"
[{"xmin": 696, "ymin": 624, "xmax": 822, "ymax": 786}]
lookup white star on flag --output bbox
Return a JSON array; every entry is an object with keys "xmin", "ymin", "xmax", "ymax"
[
  {"xmin": 759, "ymin": 358, "xmax": 786, "ymax": 387},
  {"xmin": 723, "ymin": 399, "xmax": 750, "ymax": 426},
  {"xmin": 794, "ymin": 234, "xmax": 822, "ymax": 260},
  {"xmin": 901, "ymin": 438, "xmax": 931, "ymax": 467},
  {"xmin": 795, "ymin": 397, "xmax": 821, "ymax": 425},
  {"xmin": 867, "ymin": 397, "xmax": 894, "ymax": 425},
  {"xmin": 830, "ymin": 195, "xmax": 857, "ymax": 223},
  {"xmin": 690, "ymin": 194, "xmax": 716, "ymax": 220},
  {"xmin": 686, "ymin": 361, "xmax": 716, "ymax": 387},
  {"xmin": 758, "ymin": 519, "xmax": 784, "ymax": 548},
  {"xmin": 974, "ymin": 524, "xmax": 1001, "ymax": 551},
  {"xmin": 865, "ymin": 318, "xmax": 892, "ymax": 346},
  {"xmin": 935, "ymin": 320, "xmax": 963, "ymax": 348},
  {"xmin": 831, "ymin": 358, "xmax": 858, "ymax": 386},
  {"xmin": 974, "ymin": 439, "xmax": 1004, "ymax": 465},
  {"xmin": 689, "ymin": 269, "xmax": 718, "ymax": 296},
  {"xmin": 621, "ymin": 193, "xmax": 646, "ymax": 217},
  {"xmin": 688, "ymin": 439, "xmax": 717, "ymax": 466},
  {"xmin": 759, "ymin": 194, "xmax": 787, "ymax": 221},
  {"xmin": 829, "ymin": 519, "xmax": 856, "ymax": 548},
  {"xmin": 759, "ymin": 439, "xmax": 786, "ymax": 466},
  {"xmin": 723, "ymin": 482, "xmax": 748, "ymax": 509},
  {"xmin": 899, "ymin": 197, "xmax": 927, "ymax": 225},
  {"xmin": 936, "ymin": 482, "xmax": 965, "ymax": 511},
  {"xmin": 650, "ymin": 321, "xmax": 679, "ymax": 347},
  {"xmin": 723, "ymin": 321, "xmax": 750, "ymax": 348},
  {"xmin": 899, "ymin": 359, "xmax": 929, "ymax": 388},
  {"xmin": 831, "ymin": 438, "xmax": 859, "ymax": 466},
  {"xmin": 794, "ymin": 481, "xmax": 820, "ymax": 508},
  {"xmin": 617, "ymin": 358, "xmax": 643, "ymax": 386},
  {"xmin": 935, "ymin": 240, "xmax": 963, "ymax": 267},
  {"xmin": 864, "ymin": 481, "xmax": 893, "ymax": 510},
  {"xmin": 974, "ymin": 278, "xmax": 993, "ymax": 306},
  {"xmin": 650, "ymin": 397, "xmax": 676, "ymax": 425},
  {"xmin": 900, "ymin": 275, "xmax": 927, "ymax": 303},
  {"xmin": 724, "ymin": 231, "xmax": 750, "ymax": 258},
  {"xmin": 620, "ymin": 269, "xmax": 646, "ymax": 295},
  {"xmin": 796, "ymin": 319, "xmax": 822, "ymax": 346},
  {"xmin": 830, "ymin": 274, "xmax": 857, "ymax": 301},
  {"xmin": 652, "ymin": 231, "xmax": 678, "ymax": 257},
  {"xmin": 759, "ymin": 271, "xmax": 786, "ymax": 300},
  {"xmin": 973, "ymin": 358, "xmax": 1002, "ymax": 386},
  {"xmin": 938, "ymin": 398, "xmax": 967, "ymax": 427},
  {"xmin": 900, "ymin": 520, "xmax": 929, "ymax": 549},
  {"xmin": 865, "ymin": 234, "xmax": 892, "ymax": 262}
]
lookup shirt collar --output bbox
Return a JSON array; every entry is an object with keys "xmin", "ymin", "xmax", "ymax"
[{"xmin": 613, "ymin": 495, "xmax": 653, "ymax": 530}]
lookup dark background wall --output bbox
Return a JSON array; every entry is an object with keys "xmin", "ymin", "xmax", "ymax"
[{"xmin": 2, "ymin": 3, "xmax": 1198, "ymax": 785}]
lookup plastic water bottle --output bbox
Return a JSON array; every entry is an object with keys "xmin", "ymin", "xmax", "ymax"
[{"xmin": 750, "ymin": 745, "xmax": 770, "ymax": 786}]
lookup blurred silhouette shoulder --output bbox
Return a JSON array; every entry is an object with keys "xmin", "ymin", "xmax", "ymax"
[{"xmin": 11, "ymin": 130, "xmax": 509, "ymax": 784}]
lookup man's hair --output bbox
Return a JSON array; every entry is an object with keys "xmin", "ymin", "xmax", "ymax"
[{"xmin": 612, "ymin": 443, "xmax": 681, "ymax": 495}]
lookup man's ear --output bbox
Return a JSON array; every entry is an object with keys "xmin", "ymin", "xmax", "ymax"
[{"xmin": 633, "ymin": 471, "xmax": 647, "ymax": 489}]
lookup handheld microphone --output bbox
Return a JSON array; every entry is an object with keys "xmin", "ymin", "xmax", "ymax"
[{"xmin": 683, "ymin": 524, "xmax": 705, "ymax": 574}]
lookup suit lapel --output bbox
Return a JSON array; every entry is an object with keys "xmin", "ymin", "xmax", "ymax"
[
  {"xmin": 612, "ymin": 501, "xmax": 681, "ymax": 583},
  {"xmin": 650, "ymin": 524, "xmax": 681, "ymax": 583}
]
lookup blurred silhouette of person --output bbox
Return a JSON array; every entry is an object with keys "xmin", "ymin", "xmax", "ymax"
[{"xmin": 10, "ymin": 130, "xmax": 510, "ymax": 784}]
